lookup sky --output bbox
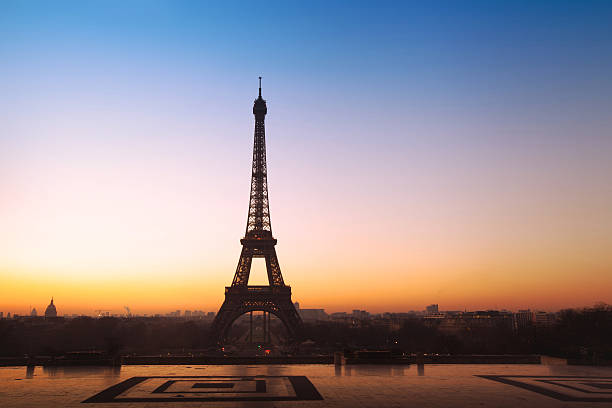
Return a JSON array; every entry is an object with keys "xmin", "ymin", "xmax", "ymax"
[{"xmin": 1, "ymin": 1, "xmax": 611, "ymax": 315}]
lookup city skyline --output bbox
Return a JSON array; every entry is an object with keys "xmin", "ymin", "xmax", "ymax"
[
  {"xmin": 0, "ymin": 297, "xmax": 606, "ymax": 318},
  {"xmin": 2, "ymin": 1, "xmax": 612, "ymax": 314}
]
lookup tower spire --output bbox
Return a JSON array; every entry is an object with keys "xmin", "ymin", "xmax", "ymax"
[{"xmin": 248, "ymin": 76, "xmax": 270, "ymax": 237}]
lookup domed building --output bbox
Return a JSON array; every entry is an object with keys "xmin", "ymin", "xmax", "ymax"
[{"xmin": 44, "ymin": 298, "xmax": 57, "ymax": 318}]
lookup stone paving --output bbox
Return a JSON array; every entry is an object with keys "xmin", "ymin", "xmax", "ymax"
[{"xmin": 2, "ymin": 363, "xmax": 612, "ymax": 407}]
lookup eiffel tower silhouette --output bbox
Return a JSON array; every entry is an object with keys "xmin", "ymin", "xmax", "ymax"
[{"xmin": 210, "ymin": 78, "xmax": 302, "ymax": 345}]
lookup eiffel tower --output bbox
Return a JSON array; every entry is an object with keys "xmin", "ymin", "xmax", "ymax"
[{"xmin": 210, "ymin": 78, "xmax": 302, "ymax": 345}]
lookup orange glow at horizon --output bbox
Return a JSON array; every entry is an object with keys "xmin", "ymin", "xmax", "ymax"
[
  {"xmin": 2, "ymin": 58, "xmax": 611, "ymax": 318},
  {"xmin": 2, "ymin": 211, "xmax": 611, "ymax": 316},
  {"xmin": 1, "ymin": 137, "xmax": 611, "ymax": 315}
]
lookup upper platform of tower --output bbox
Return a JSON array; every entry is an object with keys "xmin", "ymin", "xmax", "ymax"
[{"xmin": 253, "ymin": 76, "xmax": 267, "ymax": 116}]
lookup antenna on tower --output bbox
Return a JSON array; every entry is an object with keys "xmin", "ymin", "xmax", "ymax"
[{"xmin": 258, "ymin": 76, "xmax": 262, "ymax": 97}]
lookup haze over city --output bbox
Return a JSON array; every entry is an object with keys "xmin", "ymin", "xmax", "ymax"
[{"xmin": 2, "ymin": 1, "xmax": 612, "ymax": 316}]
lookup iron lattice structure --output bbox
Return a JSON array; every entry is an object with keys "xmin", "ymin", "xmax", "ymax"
[{"xmin": 210, "ymin": 79, "xmax": 302, "ymax": 344}]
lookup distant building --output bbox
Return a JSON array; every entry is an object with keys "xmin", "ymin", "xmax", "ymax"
[
  {"xmin": 435, "ymin": 310, "xmax": 513, "ymax": 334},
  {"xmin": 184, "ymin": 310, "xmax": 192, "ymax": 317},
  {"xmin": 44, "ymin": 298, "xmax": 57, "ymax": 318},
  {"xmin": 30, "ymin": 308, "xmax": 38, "ymax": 317},
  {"xmin": 425, "ymin": 304, "xmax": 439, "ymax": 315},
  {"xmin": 382, "ymin": 312, "xmax": 418, "ymax": 320},
  {"xmin": 299, "ymin": 309, "xmax": 329, "ymax": 321},
  {"xmin": 0, "ymin": 312, "xmax": 3, "ymax": 319},
  {"xmin": 351, "ymin": 310, "xmax": 370, "ymax": 320},
  {"xmin": 534, "ymin": 311, "xmax": 557, "ymax": 327},
  {"xmin": 513, "ymin": 309, "xmax": 534, "ymax": 330},
  {"xmin": 166, "ymin": 310, "xmax": 181, "ymax": 317}
]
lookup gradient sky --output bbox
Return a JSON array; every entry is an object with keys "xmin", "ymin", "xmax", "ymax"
[{"xmin": 1, "ymin": 1, "xmax": 611, "ymax": 316}]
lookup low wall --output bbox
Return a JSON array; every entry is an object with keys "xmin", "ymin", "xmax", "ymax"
[{"xmin": 0, "ymin": 354, "xmax": 541, "ymax": 366}]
